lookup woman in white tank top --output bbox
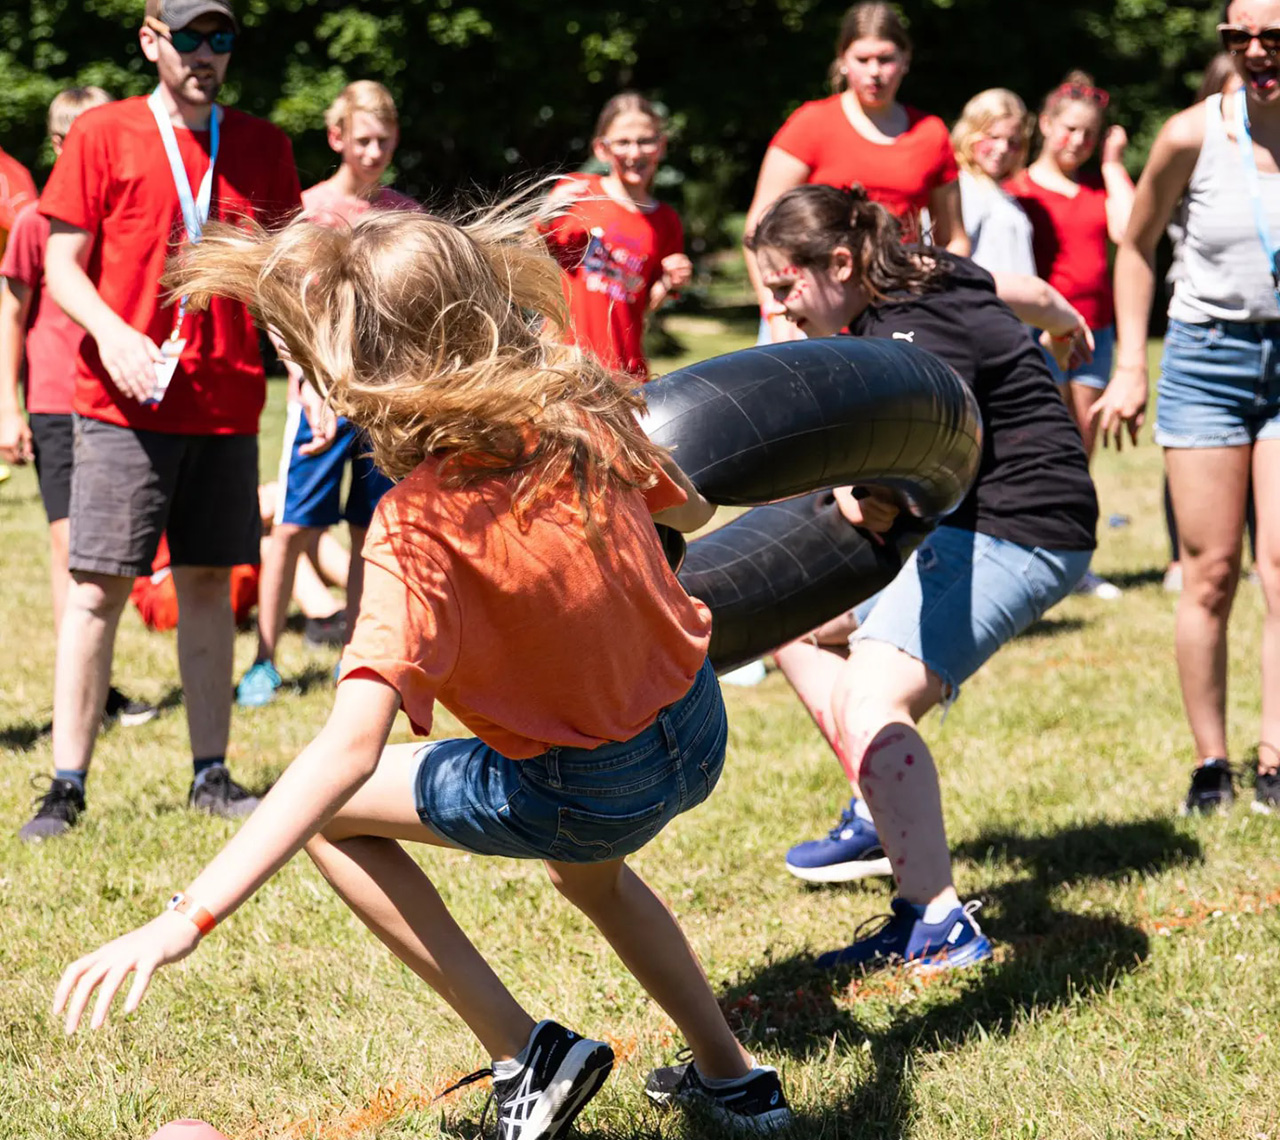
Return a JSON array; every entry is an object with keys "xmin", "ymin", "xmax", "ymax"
[{"xmin": 1101, "ymin": 0, "xmax": 1280, "ymax": 816}]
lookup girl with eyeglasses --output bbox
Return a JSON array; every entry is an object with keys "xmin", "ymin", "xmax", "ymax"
[
  {"xmin": 538, "ymin": 92, "xmax": 691, "ymax": 380},
  {"xmin": 1095, "ymin": 0, "xmax": 1280, "ymax": 817},
  {"xmin": 743, "ymin": 1, "xmax": 969, "ymax": 347}
]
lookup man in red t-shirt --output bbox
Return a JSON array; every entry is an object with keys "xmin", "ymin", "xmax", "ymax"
[{"xmin": 20, "ymin": 0, "xmax": 303, "ymax": 842}]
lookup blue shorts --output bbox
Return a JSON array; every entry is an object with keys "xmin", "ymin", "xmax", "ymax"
[
  {"xmin": 852, "ymin": 526, "xmax": 1092, "ymax": 699},
  {"xmin": 413, "ymin": 657, "xmax": 727, "ymax": 862},
  {"xmin": 1042, "ymin": 323, "xmax": 1115, "ymax": 389},
  {"xmin": 1155, "ymin": 318, "xmax": 1280, "ymax": 448},
  {"xmin": 275, "ymin": 402, "xmax": 394, "ymax": 530}
]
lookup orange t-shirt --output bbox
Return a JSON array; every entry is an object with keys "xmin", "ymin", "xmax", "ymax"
[{"xmin": 341, "ymin": 457, "xmax": 711, "ymax": 758}]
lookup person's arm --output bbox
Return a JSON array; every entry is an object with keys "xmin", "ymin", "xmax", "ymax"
[
  {"xmin": 743, "ymin": 146, "xmax": 812, "ymax": 343},
  {"xmin": 0, "ymin": 279, "xmax": 33, "ymax": 464},
  {"xmin": 1100, "ymin": 125, "xmax": 1137, "ymax": 245},
  {"xmin": 54, "ymin": 675, "xmax": 402, "ymax": 1032},
  {"xmin": 929, "ymin": 180, "xmax": 971, "ymax": 257},
  {"xmin": 992, "ymin": 272, "xmax": 1096, "ymax": 370},
  {"xmin": 648, "ymin": 252, "xmax": 693, "ymax": 312},
  {"xmin": 651, "ymin": 454, "xmax": 716, "ymax": 533},
  {"xmin": 1093, "ymin": 109, "xmax": 1203, "ymax": 449},
  {"xmin": 45, "ymin": 221, "xmax": 164, "ymax": 404}
]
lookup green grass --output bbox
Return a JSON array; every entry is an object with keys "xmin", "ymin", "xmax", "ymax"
[{"xmin": 1, "ymin": 331, "xmax": 1278, "ymax": 1140}]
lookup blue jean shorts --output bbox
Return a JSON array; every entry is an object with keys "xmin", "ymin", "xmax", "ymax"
[
  {"xmin": 1155, "ymin": 318, "xmax": 1280, "ymax": 448},
  {"xmin": 851, "ymin": 526, "xmax": 1093, "ymax": 699},
  {"xmin": 413, "ymin": 657, "xmax": 727, "ymax": 862},
  {"xmin": 275, "ymin": 402, "xmax": 395, "ymax": 529},
  {"xmin": 1042, "ymin": 323, "xmax": 1115, "ymax": 389}
]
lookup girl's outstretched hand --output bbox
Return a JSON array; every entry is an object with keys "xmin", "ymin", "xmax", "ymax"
[{"xmin": 53, "ymin": 911, "xmax": 202, "ymax": 1034}]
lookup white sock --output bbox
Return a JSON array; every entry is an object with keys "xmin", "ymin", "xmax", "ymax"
[{"xmin": 852, "ymin": 796, "xmax": 874, "ymax": 823}]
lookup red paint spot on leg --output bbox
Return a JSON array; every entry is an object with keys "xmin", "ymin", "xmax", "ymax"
[
  {"xmin": 896, "ymin": 772, "xmax": 904, "ymax": 782},
  {"xmin": 896, "ymin": 858, "xmax": 906, "ymax": 866},
  {"xmin": 905, "ymin": 755, "xmax": 915, "ymax": 766}
]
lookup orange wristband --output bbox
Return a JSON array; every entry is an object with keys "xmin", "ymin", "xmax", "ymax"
[{"xmin": 166, "ymin": 892, "xmax": 217, "ymax": 936}]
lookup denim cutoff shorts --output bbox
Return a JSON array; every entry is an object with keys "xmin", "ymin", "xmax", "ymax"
[
  {"xmin": 1155, "ymin": 318, "xmax": 1280, "ymax": 448},
  {"xmin": 851, "ymin": 526, "xmax": 1092, "ymax": 700},
  {"xmin": 413, "ymin": 657, "xmax": 727, "ymax": 862},
  {"xmin": 1042, "ymin": 323, "xmax": 1116, "ymax": 389}
]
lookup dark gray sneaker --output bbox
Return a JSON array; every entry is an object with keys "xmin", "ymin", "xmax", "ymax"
[
  {"xmin": 19, "ymin": 777, "xmax": 86, "ymax": 842},
  {"xmin": 1182, "ymin": 760, "xmax": 1236, "ymax": 815},
  {"xmin": 645, "ymin": 1056, "xmax": 792, "ymax": 1132},
  {"xmin": 103, "ymin": 685, "xmax": 159, "ymax": 728},
  {"xmin": 1254, "ymin": 767, "xmax": 1280, "ymax": 815},
  {"xmin": 189, "ymin": 766, "xmax": 260, "ymax": 819}
]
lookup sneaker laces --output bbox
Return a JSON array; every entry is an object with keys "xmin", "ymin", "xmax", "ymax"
[
  {"xmin": 431, "ymin": 1067, "xmax": 496, "ymax": 1136},
  {"xmin": 827, "ymin": 805, "xmax": 859, "ymax": 840},
  {"xmin": 27, "ymin": 774, "xmax": 83, "ymax": 820}
]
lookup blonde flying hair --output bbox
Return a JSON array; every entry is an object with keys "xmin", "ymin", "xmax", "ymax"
[
  {"xmin": 48, "ymin": 86, "xmax": 112, "ymax": 138},
  {"xmin": 166, "ymin": 204, "xmax": 664, "ymax": 541},
  {"xmin": 324, "ymin": 80, "xmax": 399, "ymax": 135},
  {"xmin": 951, "ymin": 88, "xmax": 1031, "ymax": 180}
]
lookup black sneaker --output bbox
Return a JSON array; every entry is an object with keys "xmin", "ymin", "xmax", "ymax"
[
  {"xmin": 645, "ymin": 1056, "xmax": 792, "ymax": 1132},
  {"xmin": 18, "ymin": 776, "xmax": 86, "ymax": 842},
  {"xmin": 188, "ymin": 765, "xmax": 260, "ymax": 820},
  {"xmin": 103, "ymin": 686, "xmax": 158, "ymax": 728},
  {"xmin": 1182, "ymin": 759, "xmax": 1236, "ymax": 815},
  {"xmin": 436, "ymin": 1020, "xmax": 613, "ymax": 1140},
  {"xmin": 303, "ymin": 612, "xmax": 347, "ymax": 649},
  {"xmin": 1254, "ymin": 767, "xmax": 1280, "ymax": 815}
]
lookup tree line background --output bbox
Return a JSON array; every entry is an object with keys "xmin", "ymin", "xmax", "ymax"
[{"xmin": 0, "ymin": 1, "xmax": 1227, "ymax": 253}]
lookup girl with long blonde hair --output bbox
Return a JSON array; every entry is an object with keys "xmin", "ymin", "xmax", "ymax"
[{"xmin": 50, "ymin": 207, "xmax": 793, "ymax": 1138}]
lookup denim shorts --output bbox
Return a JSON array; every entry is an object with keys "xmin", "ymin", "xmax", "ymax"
[
  {"xmin": 413, "ymin": 657, "xmax": 727, "ymax": 862},
  {"xmin": 1042, "ymin": 323, "xmax": 1115, "ymax": 389},
  {"xmin": 1155, "ymin": 318, "xmax": 1280, "ymax": 448},
  {"xmin": 851, "ymin": 526, "xmax": 1092, "ymax": 699}
]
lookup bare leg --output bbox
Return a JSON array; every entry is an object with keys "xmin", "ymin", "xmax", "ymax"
[
  {"xmin": 546, "ymin": 860, "xmax": 750, "ymax": 1081},
  {"xmin": 1252, "ymin": 439, "xmax": 1280, "ymax": 775},
  {"xmin": 830, "ymin": 641, "xmax": 952, "ymax": 911},
  {"xmin": 774, "ymin": 639, "xmax": 858, "ymax": 781},
  {"xmin": 1067, "ymin": 382, "xmax": 1100, "ymax": 461},
  {"xmin": 315, "ymin": 530, "xmax": 350, "ymax": 589},
  {"xmin": 289, "ymin": 540, "xmax": 342, "ymax": 620},
  {"xmin": 1165, "ymin": 446, "xmax": 1252, "ymax": 761},
  {"xmin": 48, "ymin": 518, "xmax": 71, "ymax": 637},
  {"xmin": 51, "ymin": 571, "xmax": 133, "ymax": 773},
  {"xmin": 253, "ymin": 522, "xmax": 314, "ymax": 664},
  {"xmin": 344, "ymin": 525, "xmax": 369, "ymax": 645},
  {"xmin": 312, "ymin": 743, "xmax": 535, "ymax": 1060},
  {"xmin": 171, "ymin": 566, "xmax": 234, "ymax": 760}
]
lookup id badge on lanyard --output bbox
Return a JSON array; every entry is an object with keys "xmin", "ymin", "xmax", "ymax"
[
  {"xmin": 1235, "ymin": 91, "xmax": 1280, "ymax": 308},
  {"xmin": 145, "ymin": 89, "xmax": 220, "ymax": 406}
]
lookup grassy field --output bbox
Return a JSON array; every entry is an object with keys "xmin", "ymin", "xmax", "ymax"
[{"xmin": 1, "ymin": 321, "xmax": 1277, "ymax": 1140}]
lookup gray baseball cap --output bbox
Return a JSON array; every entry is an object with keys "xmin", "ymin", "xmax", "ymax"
[{"xmin": 145, "ymin": 0, "xmax": 239, "ymax": 32}]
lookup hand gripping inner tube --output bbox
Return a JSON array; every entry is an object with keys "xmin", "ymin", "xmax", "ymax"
[{"xmin": 641, "ymin": 338, "xmax": 982, "ymax": 671}]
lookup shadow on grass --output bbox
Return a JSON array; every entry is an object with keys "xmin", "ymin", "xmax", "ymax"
[
  {"xmin": 286, "ymin": 660, "xmax": 341, "ymax": 697},
  {"xmin": 1017, "ymin": 614, "xmax": 1087, "ymax": 640},
  {"xmin": 710, "ymin": 817, "xmax": 1199, "ymax": 1139},
  {"xmin": 1104, "ymin": 567, "xmax": 1167, "ymax": 590},
  {"xmin": 0, "ymin": 684, "xmax": 185, "ymax": 752}
]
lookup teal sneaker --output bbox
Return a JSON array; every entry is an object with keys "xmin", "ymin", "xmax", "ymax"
[{"xmin": 236, "ymin": 660, "xmax": 282, "ymax": 707}]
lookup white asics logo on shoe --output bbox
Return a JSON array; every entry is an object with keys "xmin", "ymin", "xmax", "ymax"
[
  {"xmin": 947, "ymin": 921, "xmax": 964, "ymax": 945},
  {"xmin": 892, "ymin": 331, "xmax": 916, "ymax": 343}
]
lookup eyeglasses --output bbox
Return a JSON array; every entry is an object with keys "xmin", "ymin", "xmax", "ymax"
[
  {"xmin": 1055, "ymin": 82, "xmax": 1110, "ymax": 110},
  {"xmin": 602, "ymin": 137, "xmax": 662, "ymax": 154},
  {"xmin": 146, "ymin": 16, "xmax": 236, "ymax": 54},
  {"xmin": 1218, "ymin": 24, "xmax": 1280, "ymax": 55}
]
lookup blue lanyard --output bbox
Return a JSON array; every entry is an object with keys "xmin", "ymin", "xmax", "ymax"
[
  {"xmin": 148, "ymin": 89, "xmax": 220, "ymax": 338},
  {"xmin": 1234, "ymin": 91, "xmax": 1280, "ymax": 304}
]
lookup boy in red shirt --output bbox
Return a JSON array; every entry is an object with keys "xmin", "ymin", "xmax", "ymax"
[
  {"xmin": 19, "ymin": 0, "xmax": 302, "ymax": 841},
  {"xmin": 237, "ymin": 81, "xmax": 416, "ymax": 708},
  {"xmin": 0, "ymin": 87, "xmax": 158, "ymax": 728},
  {"xmin": 0, "ymin": 142, "xmax": 36, "ymax": 259}
]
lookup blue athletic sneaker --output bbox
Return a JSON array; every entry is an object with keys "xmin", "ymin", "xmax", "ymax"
[
  {"xmin": 236, "ymin": 660, "xmax": 282, "ymax": 708},
  {"xmin": 785, "ymin": 796, "xmax": 893, "ymax": 883},
  {"xmin": 816, "ymin": 898, "xmax": 993, "ymax": 973}
]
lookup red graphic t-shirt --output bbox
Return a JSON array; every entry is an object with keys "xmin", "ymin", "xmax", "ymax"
[
  {"xmin": 39, "ymin": 97, "xmax": 303, "ymax": 435},
  {"xmin": 0, "ymin": 204, "xmax": 81, "ymax": 414},
  {"xmin": 1006, "ymin": 170, "xmax": 1113, "ymax": 329},
  {"xmin": 769, "ymin": 96, "xmax": 958, "ymax": 242},
  {"xmin": 540, "ymin": 174, "xmax": 684, "ymax": 379}
]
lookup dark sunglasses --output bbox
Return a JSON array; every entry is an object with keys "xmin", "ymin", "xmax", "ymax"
[
  {"xmin": 1218, "ymin": 24, "xmax": 1280, "ymax": 55},
  {"xmin": 146, "ymin": 17, "xmax": 236, "ymax": 54}
]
